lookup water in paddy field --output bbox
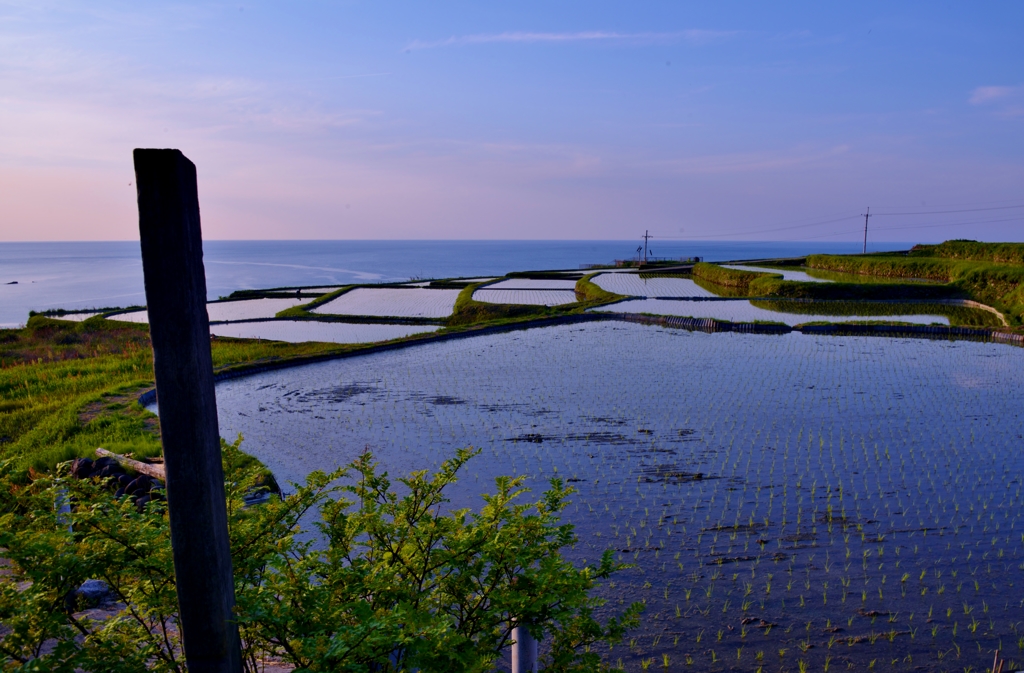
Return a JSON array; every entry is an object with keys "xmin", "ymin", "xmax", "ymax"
[
  {"xmin": 211, "ymin": 323, "xmax": 1024, "ymax": 673},
  {"xmin": 0, "ymin": 240, "xmax": 908, "ymax": 327}
]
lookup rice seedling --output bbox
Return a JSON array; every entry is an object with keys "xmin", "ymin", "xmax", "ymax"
[
  {"xmin": 197, "ymin": 321, "xmax": 1024, "ymax": 671},
  {"xmin": 209, "ymin": 320, "xmax": 439, "ymax": 344},
  {"xmin": 590, "ymin": 273, "xmax": 717, "ymax": 298},
  {"xmin": 472, "ymin": 288, "xmax": 579, "ymax": 306},
  {"xmin": 312, "ymin": 287, "xmax": 462, "ymax": 318},
  {"xmin": 594, "ymin": 297, "xmax": 951, "ymax": 326}
]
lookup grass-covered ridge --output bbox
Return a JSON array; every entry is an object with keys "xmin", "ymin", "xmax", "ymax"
[
  {"xmin": 750, "ymin": 299, "xmax": 1004, "ymax": 327},
  {"xmin": 446, "ymin": 274, "xmax": 624, "ymax": 328},
  {"xmin": 0, "ymin": 316, "xmax": 360, "ymax": 472},
  {"xmin": 692, "ymin": 262, "xmax": 780, "ymax": 289},
  {"xmin": 806, "ymin": 245, "xmax": 1024, "ymax": 324},
  {"xmin": 912, "ymin": 240, "xmax": 1024, "ymax": 266},
  {"xmin": 693, "ymin": 262, "xmax": 963, "ymax": 305}
]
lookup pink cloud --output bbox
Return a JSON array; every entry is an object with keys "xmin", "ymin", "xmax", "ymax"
[{"xmin": 969, "ymin": 85, "xmax": 1017, "ymax": 105}]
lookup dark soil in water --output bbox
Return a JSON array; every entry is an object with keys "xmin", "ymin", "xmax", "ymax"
[{"xmin": 213, "ymin": 324, "xmax": 1024, "ymax": 672}]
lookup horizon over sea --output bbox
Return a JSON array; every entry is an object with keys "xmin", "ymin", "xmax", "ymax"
[{"xmin": 0, "ymin": 239, "xmax": 914, "ymax": 327}]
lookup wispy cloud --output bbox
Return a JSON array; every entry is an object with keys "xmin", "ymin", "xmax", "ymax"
[
  {"xmin": 405, "ymin": 30, "xmax": 736, "ymax": 51},
  {"xmin": 969, "ymin": 86, "xmax": 1016, "ymax": 105},
  {"xmin": 656, "ymin": 145, "xmax": 851, "ymax": 175},
  {"xmin": 969, "ymin": 85, "xmax": 1024, "ymax": 119}
]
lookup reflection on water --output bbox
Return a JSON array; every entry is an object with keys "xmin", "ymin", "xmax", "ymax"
[
  {"xmin": 721, "ymin": 265, "xmax": 832, "ymax": 283},
  {"xmin": 593, "ymin": 299, "xmax": 950, "ymax": 326},
  {"xmin": 214, "ymin": 324, "xmax": 1024, "ymax": 672}
]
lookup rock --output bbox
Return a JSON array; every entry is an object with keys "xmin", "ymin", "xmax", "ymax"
[
  {"xmin": 116, "ymin": 474, "xmax": 133, "ymax": 489},
  {"xmin": 125, "ymin": 477, "xmax": 146, "ymax": 496},
  {"xmin": 95, "ymin": 464, "xmax": 124, "ymax": 479},
  {"xmin": 75, "ymin": 579, "xmax": 112, "ymax": 607},
  {"xmin": 93, "ymin": 457, "xmax": 119, "ymax": 471},
  {"xmin": 114, "ymin": 487, "xmax": 125, "ymax": 499},
  {"xmin": 134, "ymin": 494, "xmax": 152, "ymax": 513},
  {"xmin": 70, "ymin": 457, "xmax": 94, "ymax": 479}
]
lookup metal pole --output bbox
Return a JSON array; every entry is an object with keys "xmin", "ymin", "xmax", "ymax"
[
  {"xmin": 133, "ymin": 148, "xmax": 242, "ymax": 673},
  {"xmin": 862, "ymin": 207, "xmax": 871, "ymax": 254},
  {"xmin": 511, "ymin": 625, "xmax": 538, "ymax": 673}
]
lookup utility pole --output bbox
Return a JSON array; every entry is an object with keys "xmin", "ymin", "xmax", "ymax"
[
  {"xmin": 642, "ymin": 230, "xmax": 651, "ymax": 264},
  {"xmin": 861, "ymin": 207, "xmax": 871, "ymax": 254},
  {"xmin": 134, "ymin": 149, "xmax": 242, "ymax": 673}
]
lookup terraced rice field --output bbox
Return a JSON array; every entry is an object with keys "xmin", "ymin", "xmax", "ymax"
[
  {"xmin": 312, "ymin": 287, "xmax": 460, "ymax": 318},
  {"xmin": 721, "ymin": 265, "xmax": 832, "ymax": 283},
  {"xmin": 108, "ymin": 297, "xmax": 310, "ymax": 324},
  {"xmin": 50, "ymin": 312, "xmax": 101, "ymax": 322},
  {"xmin": 471, "ymin": 288, "xmax": 579, "ymax": 306},
  {"xmin": 592, "ymin": 274, "xmax": 718, "ymax": 298},
  {"xmin": 214, "ymin": 323, "xmax": 1024, "ymax": 672},
  {"xmin": 484, "ymin": 278, "xmax": 580, "ymax": 290},
  {"xmin": 209, "ymin": 320, "xmax": 438, "ymax": 343},
  {"xmin": 596, "ymin": 299, "xmax": 950, "ymax": 326}
]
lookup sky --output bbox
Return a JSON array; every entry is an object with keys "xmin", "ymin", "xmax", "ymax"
[{"xmin": 1, "ymin": 1, "xmax": 1022, "ymax": 243}]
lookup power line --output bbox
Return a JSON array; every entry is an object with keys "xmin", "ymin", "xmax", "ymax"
[
  {"xmin": 654, "ymin": 215, "xmax": 860, "ymax": 240},
  {"xmin": 873, "ymin": 204, "xmax": 1024, "ymax": 216},
  {"xmin": 867, "ymin": 215, "xmax": 1024, "ymax": 232},
  {"xmin": 647, "ymin": 199, "xmax": 1024, "ymax": 242}
]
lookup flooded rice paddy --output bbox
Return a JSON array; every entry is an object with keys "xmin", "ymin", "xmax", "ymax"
[
  {"xmin": 484, "ymin": 278, "xmax": 580, "ymax": 290},
  {"xmin": 472, "ymin": 288, "xmax": 580, "ymax": 306},
  {"xmin": 722, "ymin": 266, "xmax": 832, "ymax": 283},
  {"xmin": 215, "ymin": 323, "xmax": 1024, "ymax": 672},
  {"xmin": 595, "ymin": 299, "xmax": 950, "ymax": 326},
  {"xmin": 209, "ymin": 320, "xmax": 438, "ymax": 343},
  {"xmin": 109, "ymin": 297, "xmax": 310, "ymax": 323},
  {"xmin": 593, "ymin": 274, "xmax": 718, "ymax": 298},
  {"xmin": 311, "ymin": 287, "xmax": 461, "ymax": 318}
]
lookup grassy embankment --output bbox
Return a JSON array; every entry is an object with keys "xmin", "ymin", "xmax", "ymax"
[
  {"xmin": 693, "ymin": 252, "xmax": 1022, "ymax": 326},
  {"xmin": 1, "ymin": 276, "xmax": 625, "ymax": 474},
  {"xmin": 446, "ymin": 274, "xmax": 622, "ymax": 327},
  {"xmin": 0, "ymin": 316, "xmax": 364, "ymax": 474},
  {"xmin": 750, "ymin": 300, "xmax": 1002, "ymax": 327},
  {"xmin": 805, "ymin": 243, "xmax": 1024, "ymax": 325}
]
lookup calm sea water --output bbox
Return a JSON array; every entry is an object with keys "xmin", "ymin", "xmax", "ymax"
[{"xmin": 0, "ymin": 240, "xmax": 909, "ymax": 327}]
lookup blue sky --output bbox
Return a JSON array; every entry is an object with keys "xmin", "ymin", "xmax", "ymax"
[{"xmin": 1, "ymin": 1, "xmax": 1022, "ymax": 242}]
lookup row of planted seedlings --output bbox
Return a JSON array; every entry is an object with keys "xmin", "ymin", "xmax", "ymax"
[{"xmin": 216, "ymin": 320, "xmax": 1024, "ymax": 671}]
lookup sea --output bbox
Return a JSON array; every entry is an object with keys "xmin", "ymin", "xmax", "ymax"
[{"xmin": 0, "ymin": 240, "xmax": 912, "ymax": 327}]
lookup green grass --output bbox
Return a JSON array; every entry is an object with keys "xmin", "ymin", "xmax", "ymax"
[
  {"xmin": 750, "ymin": 300, "xmax": 1002, "ymax": 327},
  {"xmin": 575, "ymin": 272, "xmax": 624, "ymax": 303},
  {"xmin": 804, "ymin": 254, "xmax": 957, "ymax": 281},
  {"xmin": 2, "ymin": 278, "xmax": 628, "ymax": 472},
  {"xmin": 0, "ymin": 316, "xmax": 361, "ymax": 473},
  {"xmin": 274, "ymin": 284, "xmax": 356, "ymax": 318},
  {"xmin": 806, "ymin": 249, "xmax": 1024, "ymax": 324},
  {"xmin": 911, "ymin": 240, "xmax": 1024, "ymax": 266},
  {"xmin": 692, "ymin": 263, "xmax": 779, "ymax": 288},
  {"xmin": 796, "ymin": 267, "xmax": 941, "ymax": 285},
  {"xmin": 446, "ymin": 274, "xmax": 624, "ymax": 328},
  {"xmin": 446, "ymin": 282, "xmax": 558, "ymax": 326},
  {"xmin": 692, "ymin": 262, "xmax": 961, "ymax": 303}
]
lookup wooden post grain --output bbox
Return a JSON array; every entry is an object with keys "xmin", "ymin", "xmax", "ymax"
[
  {"xmin": 134, "ymin": 148, "xmax": 242, "ymax": 672},
  {"xmin": 95, "ymin": 447, "xmax": 166, "ymax": 481}
]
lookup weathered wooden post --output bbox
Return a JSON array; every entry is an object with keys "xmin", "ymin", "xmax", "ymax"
[{"xmin": 134, "ymin": 148, "xmax": 242, "ymax": 673}]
